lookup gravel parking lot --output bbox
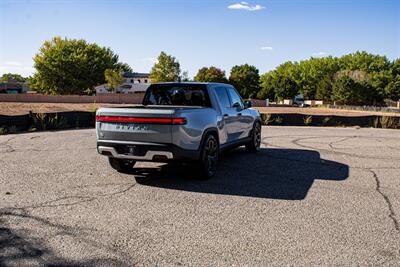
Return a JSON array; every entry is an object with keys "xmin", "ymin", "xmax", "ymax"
[{"xmin": 1, "ymin": 126, "xmax": 399, "ymax": 266}]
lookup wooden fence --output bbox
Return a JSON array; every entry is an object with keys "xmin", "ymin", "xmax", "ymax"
[
  {"xmin": 0, "ymin": 93, "xmax": 272, "ymax": 107},
  {"xmin": 0, "ymin": 93, "xmax": 144, "ymax": 104}
]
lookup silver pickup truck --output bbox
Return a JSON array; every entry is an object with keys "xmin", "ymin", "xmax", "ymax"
[{"xmin": 96, "ymin": 82, "xmax": 261, "ymax": 179}]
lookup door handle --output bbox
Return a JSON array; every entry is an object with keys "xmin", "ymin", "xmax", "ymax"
[
  {"xmin": 223, "ymin": 114, "xmax": 229, "ymax": 117},
  {"xmin": 237, "ymin": 113, "xmax": 242, "ymax": 116}
]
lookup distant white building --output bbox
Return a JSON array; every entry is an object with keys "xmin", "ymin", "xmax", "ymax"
[{"xmin": 96, "ymin": 72, "xmax": 151, "ymax": 94}]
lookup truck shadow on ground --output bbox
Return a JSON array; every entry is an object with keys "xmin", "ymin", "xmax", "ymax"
[
  {"xmin": 133, "ymin": 148, "xmax": 349, "ymax": 200},
  {"xmin": 0, "ymin": 208, "xmax": 129, "ymax": 266}
]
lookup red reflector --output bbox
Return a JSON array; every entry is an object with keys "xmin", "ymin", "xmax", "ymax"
[
  {"xmin": 96, "ymin": 116, "xmax": 186, "ymax": 125},
  {"xmin": 171, "ymin": 118, "xmax": 187, "ymax": 125}
]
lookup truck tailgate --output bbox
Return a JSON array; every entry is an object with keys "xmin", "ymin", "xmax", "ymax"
[{"xmin": 96, "ymin": 107, "xmax": 177, "ymax": 144}]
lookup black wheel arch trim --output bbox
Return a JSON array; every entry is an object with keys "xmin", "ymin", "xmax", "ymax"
[
  {"xmin": 198, "ymin": 127, "xmax": 219, "ymax": 155},
  {"xmin": 248, "ymin": 118, "xmax": 262, "ymax": 138}
]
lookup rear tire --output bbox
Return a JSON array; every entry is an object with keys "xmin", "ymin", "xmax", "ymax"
[
  {"xmin": 195, "ymin": 134, "xmax": 219, "ymax": 180},
  {"xmin": 246, "ymin": 121, "xmax": 261, "ymax": 152},
  {"xmin": 108, "ymin": 158, "xmax": 136, "ymax": 173}
]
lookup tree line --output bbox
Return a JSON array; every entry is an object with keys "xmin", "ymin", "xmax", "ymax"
[
  {"xmin": 257, "ymin": 52, "xmax": 400, "ymax": 105},
  {"xmin": 150, "ymin": 50, "xmax": 400, "ymax": 104},
  {"xmin": 2, "ymin": 37, "xmax": 399, "ymax": 105}
]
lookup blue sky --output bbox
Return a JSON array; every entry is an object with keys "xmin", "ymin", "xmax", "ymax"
[{"xmin": 0, "ymin": 0, "xmax": 399, "ymax": 78}]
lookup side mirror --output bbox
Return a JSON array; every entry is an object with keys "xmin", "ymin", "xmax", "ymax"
[
  {"xmin": 244, "ymin": 100, "xmax": 252, "ymax": 108},
  {"xmin": 232, "ymin": 102, "xmax": 241, "ymax": 109}
]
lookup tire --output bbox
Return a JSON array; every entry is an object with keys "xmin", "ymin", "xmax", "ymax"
[
  {"xmin": 246, "ymin": 121, "xmax": 261, "ymax": 152},
  {"xmin": 195, "ymin": 134, "xmax": 219, "ymax": 180},
  {"xmin": 108, "ymin": 157, "xmax": 136, "ymax": 173}
]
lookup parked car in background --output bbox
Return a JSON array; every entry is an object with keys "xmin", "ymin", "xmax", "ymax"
[
  {"xmin": 293, "ymin": 94, "xmax": 305, "ymax": 106},
  {"xmin": 96, "ymin": 82, "xmax": 261, "ymax": 179}
]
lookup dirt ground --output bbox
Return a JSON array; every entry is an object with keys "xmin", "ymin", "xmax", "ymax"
[
  {"xmin": 0, "ymin": 102, "xmax": 134, "ymax": 115},
  {"xmin": 0, "ymin": 102, "xmax": 399, "ymax": 117}
]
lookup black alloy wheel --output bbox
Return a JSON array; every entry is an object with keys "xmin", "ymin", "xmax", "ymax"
[
  {"xmin": 198, "ymin": 135, "xmax": 219, "ymax": 179},
  {"xmin": 246, "ymin": 121, "xmax": 261, "ymax": 152}
]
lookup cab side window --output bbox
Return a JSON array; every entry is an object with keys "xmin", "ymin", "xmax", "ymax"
[
  {"xmin": 215, "ymin": 87, "xmax": 231, "ymax": 108},
  {"xmin": 227, "ymin": 87, "xmax": 244, "ymax": 109}
]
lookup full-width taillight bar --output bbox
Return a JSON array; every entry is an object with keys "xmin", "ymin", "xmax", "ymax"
[{"xmin": 96, "ymin": 116, "xmax": 187, "ymax": 125}]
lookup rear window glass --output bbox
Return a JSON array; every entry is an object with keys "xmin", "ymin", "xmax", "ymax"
[{"xmin": 143, "ymin": 84, "xmax": 211, "ymax": 107}]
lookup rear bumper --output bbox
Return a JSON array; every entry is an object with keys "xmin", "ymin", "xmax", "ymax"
[{"xmin": 97, "ymin": 140, "xmax": 200, "ymax": 161}]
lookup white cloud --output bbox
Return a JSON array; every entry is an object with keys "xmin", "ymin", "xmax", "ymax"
[
  {"xmin": 228, "ymin": 2, "xmax": 265, "ymax": 11},
  {"xmin": 4, "ymin": 61, "xmax": 23, "ymax": 67},
  {"xmin": 312, "ymin": 52, "xmax": 328, "ymax": 57},
  {"xmin": 0, "ymin": 61, "xmax": 35, "ymax": 76},
  {"xmin": 261, "ymin": 46, "xmax": 273, "ymax": 50}
]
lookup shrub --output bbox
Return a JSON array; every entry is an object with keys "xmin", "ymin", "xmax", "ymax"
[
  {"xmin": 380, "ymin": 116, "xmax": 399, "ymax": 129},
  {"xmin": 303, "ymin": 115, "xmax": 313, "ymax": 126},
  {"xmin": 0, "ymin": 127, "xmax": 7, "ymax": 135},
  {"xmin": 48, "ymin": 114, "xmax": 68, "ymax": 130},
  {"xmin": 322, "ymin": 117, "xmax": 331, "ymax": 126},
  {"xmin": 8, "ymin": 126, "xmax": 17, "ymax": 134},
  {"xmin": 89, "ymin": 101, "xmax": 98, "ymax": 113},
  {"xmin": 33, "ymin": 113, "xmax": 68, "ymax": 130},
  {"xmin": 275, "ymin": 116, "xmax": 283, "ymax": 124},
  {"xmin": 262, "ymin": 113, "xmax": 274, "ymax": 125},
  {"xmin": 373, "ymin": 117, "xmax": 380, "ymax": 128}
]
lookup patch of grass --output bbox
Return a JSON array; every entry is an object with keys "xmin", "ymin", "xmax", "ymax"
[
  {"xmin": 48, "ymin": 114, "xmax": 68, "ymax": 130},
  {"xmin": 0, "ymin": 127, "xmax": 8, "ymax": 135},
  {"xmin": 33, "ymin": 113, "xmax": 69, "ymax": 130},
  {"xmin": 335, "ymin": 122, "xmax": 346, "ymax": 127},
  {"xmin": 303, "ymin": 115, "xmax": 313, "ymax": 126},
  {"xmin": 322, "ymin": 117, "xmax": 331, "ymax": 126},
  {"xmin": 33, "ymin": 113, "xmax": 47, "ymax": 130},
  {"xmin": 274, "ymin": 116, "xmax": 283, "ymax": 125},
  {"xmin": 0, "ymin": 125, "xmax": 17, "ymax": 135},
  {"xmin": 89, "ymin": 101, "xmax": 98, "ymax": 113},
  {"xmin": 380, "ymin": 116, "xmax": 400, "ymax": 129},
  {"xmin": 263, "ymin": 113, "xmax": 274, "ymax": 125},
  {"xmin": 8, "ymin": 126, "xmax": 17, "ymax": 134},
  {"xmin": 373, "ymin": 117, "xmax": 380, "ymax": 128}
]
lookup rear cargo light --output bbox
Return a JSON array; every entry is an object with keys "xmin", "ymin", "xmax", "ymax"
[
  {"xmin": 171, "ymin": 118, "xmax": 187, "ymax": 125},
  {"xmin": 96, "ymin": 116, "xmax": 186, "ymax": 125}
]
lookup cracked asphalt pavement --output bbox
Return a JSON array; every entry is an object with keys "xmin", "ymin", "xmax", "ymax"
[{"xmin": 1, "ymin": 126, "xmax": 399, "ymax": 266}]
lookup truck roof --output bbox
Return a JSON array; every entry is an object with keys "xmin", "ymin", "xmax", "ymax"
[{"xmin": 151, "ymin": 82, "xmax": 232, "ymax": 86}]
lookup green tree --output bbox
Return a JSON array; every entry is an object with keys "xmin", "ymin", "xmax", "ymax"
[
  {"xmin": 369, "ymin": 70, "xmax": 391, "ymax": 101},
  {"xmin": 0, "ymin": 73, "xmax": 26, "ymax": 82},
  {"xmin": 30, "ymin": 37, "xmax": 131, "ymax": 95},
  {"xmin": 391, "ymin": 59, "xmax": 400, "ymax": 76},
  {"xmin": 150, "ymin": 51, "xmax": 181, "ymax": 83},
  {"xmin": 332, "ymin": 76, "xmax": 377, "ymax": 105},
  {"xmin": 385, "ymin": 75, "xmax": 400, "ymax": 100},
  {"xmin": 296, "ymin": 56, "xmax": 340, "ymax": 99},
  {"xmin": 104, "ymin": 69, "xmax": 123, "ymax": 92},
  {"xmin": 315, "ymin": 75, "xmax": 333, "ymax": 101},
  {"xmin": 274, "ymin": 75, "xmax": 298, "ymax": 100},
  {"xmin": 194, "ymin": 66, "xmax": 228, "ymax": 83},
  {"xmin": 258, "ymin": 51, "xmax": 397, "ymax": 104},
  {"xmin": 385, "ymin": 59, "xmax": 400, "ymax": 100},
  {"xmin": 259, "ymin": 61, "xmax": 299, "ymax": 100},
  {"xmin": 332, "ymin": 77, "xmax": 359, "ymax": 104},
  {"xmin": 258, "ymin": 72, "xmax": 277, "ymax": 100},
  {"xmin": 229, "ymin": 64, "xmax": 260, "ymax": 98},
  {"xmin": 181, "ymin": 70, "xmax": 190, "ymax": 82},
  {"xmin": 339, "ymin": 51, "xmax": 391, "ymax": 72}
]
